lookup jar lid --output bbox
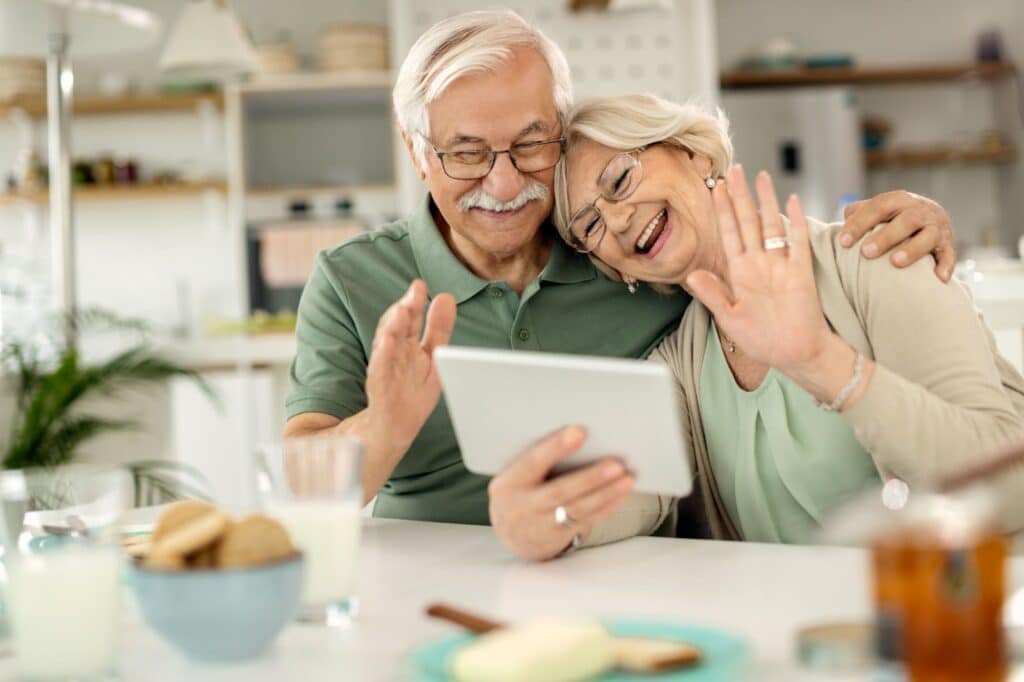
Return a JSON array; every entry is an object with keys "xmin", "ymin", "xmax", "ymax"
[{"xmin": 797, "ymin": 622, "xmax": 873, "ymax": 673}]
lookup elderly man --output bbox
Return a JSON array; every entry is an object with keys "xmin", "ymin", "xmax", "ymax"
[{"xmin": 285, "ymin": 10, "xmax": 957, "ymax": 560}]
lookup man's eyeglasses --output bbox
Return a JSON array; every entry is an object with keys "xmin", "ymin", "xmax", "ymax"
[
  {"xmin": 424, "ymin": 135, "xmax": 565, "ymax": 181},
  {"xmin": 568, "ymin": 147, "xmax": 645, "ymax": 254}
]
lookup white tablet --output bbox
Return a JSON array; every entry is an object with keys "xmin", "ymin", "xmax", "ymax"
[{"xmin": 434, "ymin": 346, "xmax": 692, "ymax": 498}]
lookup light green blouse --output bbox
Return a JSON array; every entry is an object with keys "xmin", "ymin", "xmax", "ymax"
[{"xmin": 699, "ymin": 323, "xmax": 880, "ymax": 543}]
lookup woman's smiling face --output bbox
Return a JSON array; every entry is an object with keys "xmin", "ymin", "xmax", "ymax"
[{"xmin": 565, "ymin": 139, "xmax": 722, "ymax": 287}]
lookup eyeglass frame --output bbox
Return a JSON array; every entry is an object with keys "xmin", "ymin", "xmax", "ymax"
[
  {"xmin": 567, "ymin": 146, "xmax": 648, "ymax": 254},
  {"xmin": 420, "ymin": 132, "xmax": 567, "ymax": 181}
]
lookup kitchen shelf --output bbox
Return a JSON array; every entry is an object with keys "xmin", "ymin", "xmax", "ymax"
[
  {"xmin": 865, "ymin": 144, "xmax": 1017, "ymax": 169},
  {"xmin": 236, "ymin": 70, "xmax": 392, "ymax": 95},
  {"xmin": 246, "ymin": 183, "xmax": 395, "ymax": 198},
  {"xmin": 720, "ymin": 61, "xmax": 1015, "ymax": 89},
  {"xmin": 0, "ymin": 91, "xmax": 223, "ymax": 118},
  {"xmin": 0, "ymin": 180, "xmax": 228, "ymax": 206}
]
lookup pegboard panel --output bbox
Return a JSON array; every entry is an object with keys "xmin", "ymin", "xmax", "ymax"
[
  {"xmin": 390, "ymin": 0, "xmax": 716, "ymax": 104},
  {"xmin": 387, "ymin": 0, "xmax": 718, "ymax": 212}
]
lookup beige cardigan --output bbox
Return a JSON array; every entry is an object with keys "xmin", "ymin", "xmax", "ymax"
[{"xmin": 585, "ymin": 219, "xmax": 1024, "ymax": 547}]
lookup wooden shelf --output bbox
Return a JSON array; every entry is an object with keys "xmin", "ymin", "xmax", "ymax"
[
  {"xmin": 236, "ymin": 70, "xmax": 392, "ymax": 95},
  {"xmin": 865, "ymin": 144, "xmax": 1017, "ymax": 169},
  {"xmin": 0, "ymin": 91, "xmax": 223, "ymax": 118},
  {"xmin": 246, "ymin": 183, "xmax": 395, "ymax": 198},
  {"xmin": 0, "ymin": 181, "xmax": 227, "ymax": 206},
  {"xmin": 721, "ymin": 61, "xmax": 1015, "ymax": 88}
]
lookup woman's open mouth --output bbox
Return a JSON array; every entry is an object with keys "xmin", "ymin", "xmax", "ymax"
[{"xmin": 634, "ymin": 209, "xmax": 668, "ymax": 255}]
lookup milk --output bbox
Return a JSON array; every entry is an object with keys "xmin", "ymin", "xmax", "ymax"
[
  {"xmin": 8, "ymin": 548, "xmax": 120, "ymax": 679},
  {"xmin": 268, "ymin": 501, "xmax": 361, "ymax": 606}
]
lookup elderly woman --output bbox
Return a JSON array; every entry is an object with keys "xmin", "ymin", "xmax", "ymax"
[{"xmin": 553, "ymin": 94, "xmax": 1024, "ymax": 542}]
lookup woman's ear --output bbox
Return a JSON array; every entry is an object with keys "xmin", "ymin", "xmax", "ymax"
[{"xmin": 691, "ymin": 152, "xmax": 715, "ymax": 182}]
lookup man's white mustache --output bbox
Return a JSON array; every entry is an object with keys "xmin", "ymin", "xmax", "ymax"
[{"xmin": 457, "ymin": 180, "xmax": 549, "ymax": 213}]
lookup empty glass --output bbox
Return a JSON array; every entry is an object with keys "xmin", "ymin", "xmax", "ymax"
[
  {"xmin": 0, "ymin": 466, "xmax": 130, "ymax": 681},
  {"xmin": 255, "ymin": 437, "xmax": 363, "ymax": 627}
]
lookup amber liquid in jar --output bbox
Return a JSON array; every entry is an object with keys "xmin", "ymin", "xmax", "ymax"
[{"xmin": 872, "ymin": 530, "xmax": 1007, "ymax": 681}]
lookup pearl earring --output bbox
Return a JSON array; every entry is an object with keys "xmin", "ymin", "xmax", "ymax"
[
  {"xmin": 705, "ymin": 176, "xmax": 717, "ymax": 189},
  {"xmin": 625, "ymin": 277, "xmax": 638, "ymax": 294}
]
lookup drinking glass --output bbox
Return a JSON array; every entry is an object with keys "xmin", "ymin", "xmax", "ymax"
[
  {"xmin": 255, "ymin": 437, "xmax": 363, "ymax": 627},
  {"xmin": 0, "ymin": 466, "xmax": 130, "ymax": 681}
]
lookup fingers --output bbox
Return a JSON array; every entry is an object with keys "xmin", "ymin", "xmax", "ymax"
[
  {"xmin": 860, "ymin": 209, "xmax": 927, "ymax": 261},
  {"xmin": 491, "ymin": 426, "xmax": 586, "ymax": 488},
  {"xmin": 785, "ymin": 194, "xmax": 813, "ymax": 270},
  {"xmin": 843, "ymin": 199, "xmax": 865, "ymax": 222},
  {"xmin": 537, "ymin": 457, "xmax": 627, "ymax": 508},
  {"xmin": 373, "ymin": 281, "xmax": 426, "ymax": 349},
  {"xmin": 422, "ymin": 293, "xmax": 457, "ymax": 352},
  {"xmin": 712, "ymin": 183, "xmax": 743, "ymax": 257},
  {"xmin": 935, "ymin": 245, "xmax": 956, "ymax": 283},
  {"xmin": 840, "ymin": 190, "xmax": 907, "ymax": 247},
  {"xmin": 563, "ymin": 475, "xmax": 635, "ymax": 523},
  {"xmin": 685, "ymin": 270, "xmax": 733, "ymax": 319},
  {"xmin": 754, "ymin": 171, "xmax": 786, "ymax": 239},
  {"xmin": 725, "ymin": 165, "xmax": 764, "ymax": 252},
  {"xmin": 372, "ymin": 299, "xmax": 413, "ymax": 354},
  {"xmin": 887, "ymin": 223, "xmax": 939, "ymax": 269}
]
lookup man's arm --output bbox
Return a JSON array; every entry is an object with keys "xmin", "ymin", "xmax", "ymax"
[
  {"xmin": 285, "ymin": 280, "xmax": 456, "ymax": 505},
  {"xmin": 839, "ymin": 190, "xmax": 956, "ymax": 281}
]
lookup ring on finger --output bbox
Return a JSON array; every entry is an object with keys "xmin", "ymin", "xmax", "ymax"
[
  {"xmin": 763, "ymin": 236, "xmax": 790, "ymax": 251},
  {"xmin": 554, "ymin": 505, "xmax": 577, "ymax": 529},
  {"xmin": 554, "ymin": 505, "xmax": 584, "ymax": 556}
]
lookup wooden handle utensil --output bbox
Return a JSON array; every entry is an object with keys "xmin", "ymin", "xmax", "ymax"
[{"xmin": 424, "ymin": 602, "xmax": 702, "ymax": 674}]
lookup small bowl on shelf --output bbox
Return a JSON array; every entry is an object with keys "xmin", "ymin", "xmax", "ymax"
[{"xmin": 129, "ymin": 552, "xmax": 303, "ymax": 662}]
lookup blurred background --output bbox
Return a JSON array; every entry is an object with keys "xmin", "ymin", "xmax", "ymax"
[{"xmin": 0, "ymin": 0, "xmax": 1021, "ymax": 508}]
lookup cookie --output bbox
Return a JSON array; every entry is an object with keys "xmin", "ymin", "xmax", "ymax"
[
  {"xmin": 124, "ymin": 540, "xmax": 151, "ymax": 559},
  {"xmin": 144, "ymin": 549, "xmax": 186, "ymax": 571},
  {"xmin": 213, "ymin": 514, "xmax": 294, "ymax": 568},
  {"xmin": 187, "ymin": 545, "xmax": 218, "ymax": 569},
  {"xmin": 613, "ymin": 637, "xmax": 702, "ymax": 673},
  {"xmin": 151, "ymin": 500, "xmax": 218, "ymax": 544},
  {"xmin": 152, "ymin": 510, "xmax": 229, "ymax": 558}
]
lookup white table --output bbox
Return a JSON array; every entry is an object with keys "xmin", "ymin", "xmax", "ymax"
[{"xmin": 4, "ymin": 519, "xmax": 1024, "ymax": 681}]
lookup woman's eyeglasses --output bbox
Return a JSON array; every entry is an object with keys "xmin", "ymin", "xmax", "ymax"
[{"xmin": 568, "ymin": 148, "xmax": 645, "ymax": 253}]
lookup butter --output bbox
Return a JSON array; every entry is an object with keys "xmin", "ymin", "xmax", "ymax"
[{"xmin": 451, "ymin": 620, "xmax": 615, "ymax": 682}]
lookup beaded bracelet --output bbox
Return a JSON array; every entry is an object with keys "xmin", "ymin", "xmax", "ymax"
[{"xmin": 819, "ymin": 352, "xmax": 864, "ymax": 412}]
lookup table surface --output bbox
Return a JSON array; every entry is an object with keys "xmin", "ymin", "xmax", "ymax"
[{"xmin": 4, "ymin": 518, "xmax": 1024, "ymax": 681}]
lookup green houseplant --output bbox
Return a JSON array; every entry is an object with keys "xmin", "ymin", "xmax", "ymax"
[{"xmin": 2, "ymin": 309, "xmax": 217, "ymax": 506}]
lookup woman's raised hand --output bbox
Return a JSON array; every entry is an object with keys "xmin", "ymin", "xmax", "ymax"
[{"xmin": 685, "ymin": 165, "xmax": 834, "ymax": 372}]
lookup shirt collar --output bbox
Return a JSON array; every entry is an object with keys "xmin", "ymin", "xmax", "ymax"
[
  {"xmin": 539, "ymin": 227, "xmax": 597, "ymax": 285},
  {"xmin": 408, "ymin": 195, "xmax": 596, "ymax": 303},
  {"xmin": 408, "ymin": 196, "xmax": 490, "ymax": 304}
]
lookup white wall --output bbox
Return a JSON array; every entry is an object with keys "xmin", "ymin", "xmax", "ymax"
[{"xmin": 715, "ymin": 0, "xmax": 1024, "ymax": 253}]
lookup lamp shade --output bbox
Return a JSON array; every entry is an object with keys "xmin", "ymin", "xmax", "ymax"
[
  {"xmin": 0, "ymin": 0, "xmax": 160, "ymax": 57},
  {"xmin": 159, "ymin": 0, "xmax": 257, "ymax": 82}
]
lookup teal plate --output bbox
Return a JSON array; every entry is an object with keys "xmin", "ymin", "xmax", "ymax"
[{"xmin": 410, "ymin": 620, "xmax": 749, "ymax": 681}]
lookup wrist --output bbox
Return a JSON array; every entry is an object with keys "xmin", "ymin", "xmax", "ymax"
[
  {"xmin": 365, "ymin": 407, "xmax": 414, "ymax": 460},
  {"xmin": 779, "ymin": 333, "xmax": 857, "ymax": 404}
]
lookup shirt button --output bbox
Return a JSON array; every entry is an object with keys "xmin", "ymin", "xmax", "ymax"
[
  {"xmin": 518, "ymin": 328, "xmax": 530, "ymax": 341},
  {"xmin": 489, "ymin": 287, "xmax": 503, "ymax": 298}
]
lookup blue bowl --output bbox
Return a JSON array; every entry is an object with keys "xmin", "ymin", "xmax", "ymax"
[{"xmin": 129, "ymin": 553, "xmax": 303, "ymax": 662}]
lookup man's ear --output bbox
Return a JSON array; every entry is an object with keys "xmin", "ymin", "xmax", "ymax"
[{"xmin": 401, "ymin": 130, "xmax": 428, "ymax": 182}]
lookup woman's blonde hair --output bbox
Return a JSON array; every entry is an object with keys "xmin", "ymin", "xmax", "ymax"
[{"xmin": 553, "ymin": 94, "xmax": 734, "ymax": 288}]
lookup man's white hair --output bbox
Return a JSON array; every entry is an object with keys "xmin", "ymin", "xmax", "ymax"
[{"xmin": 393, "ymin": 9, "xmax": 573, "ymax": 167}]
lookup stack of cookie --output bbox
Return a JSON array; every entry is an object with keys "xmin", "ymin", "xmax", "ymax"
[{"xmin": 141, "ymin": 501, "xmax": 296, "ymax": 571}]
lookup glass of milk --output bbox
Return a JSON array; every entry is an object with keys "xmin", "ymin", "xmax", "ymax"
[
  {"xmin": 0, "ymin": 466, "xmax": 130, "ymax": 680},
  {"xmin": 255, "ymin": 437, "xmax": 363, "ymax": 627}
]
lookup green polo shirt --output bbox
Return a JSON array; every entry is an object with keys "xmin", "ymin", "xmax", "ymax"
[{"xmin": 286, "ymin": 197, "xmax": 690, "ymax": 524}]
